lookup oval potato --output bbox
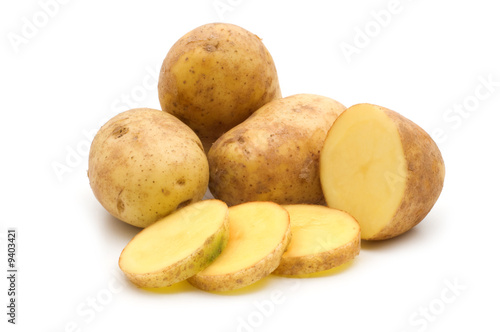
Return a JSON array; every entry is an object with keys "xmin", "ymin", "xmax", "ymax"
[
  {"xmin": 88, "ymin": 108, "xmax": 209, "ymax": 228},
  {"xmin": 158, "ymin": 23, "xmax": 281, "ymax": 152},
  {"xmin": 208, "ymin": 94, "xmax": 345, "ymax": 206}
]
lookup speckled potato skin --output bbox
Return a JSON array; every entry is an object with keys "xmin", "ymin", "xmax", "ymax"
[
  {"xmin": 119, "ymin": 215, "xmax": 229, "ymax": 288},
  {"xmin": 187, "ymin": 222, "xmax": 291, "ymax": 292},
  {"xmin": 88, "ymin": 108, "xmax": 209, "ymax": 228},
  {"xmin": 273, "ymin": 231, "xmax": 360, "ymax": 276},
  {"xmin": 158, "ymin": 23, "xmax": 281, "ymax": 152},
  {"xmin": 367, "ymin": 105, "xmax": 445, "ymax": 240},
  {"xmin": 208, "ymin": 94, "xmax": 345, "ymax": 206}
]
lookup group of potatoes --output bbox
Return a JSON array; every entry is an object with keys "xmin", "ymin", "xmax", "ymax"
[{"xmin": 88, "ymin": 23, "xmax": 445, "ymax": 292}]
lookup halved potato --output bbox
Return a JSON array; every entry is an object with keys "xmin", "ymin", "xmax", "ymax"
[
  {"xmin": 320, "ymin": 104, "xmax": 445, "ymax": 240},
  {"xmin": 119, "ymin": 199, "xmax": 229, "ymax": 288},
  {"xmin": 273, "ymin": 205, "xmax": 360, "ymax": 276},
  {"xmin": 188, "ymin": 202, "xmax": 291, "ymax": 292}
]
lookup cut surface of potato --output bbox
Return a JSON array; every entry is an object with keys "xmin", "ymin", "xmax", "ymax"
[
  {"xmin": 273, "ymin": 205, "xmax": 360, "ymax": 276},
  {"xmin": 119, "ymin": 200, "xmax": 229, "ymax": 288},
  {"xmin": 320, "ymin": 103, "xmax": 445, "ymax": 240},
  {"xmin": 188, "ymin": 202, "xmax": 291, "ymax": 292}
]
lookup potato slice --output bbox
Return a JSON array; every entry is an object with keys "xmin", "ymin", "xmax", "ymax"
[
  {"xmin": 119, "ymin": 199, "xmax": 229, "ymax": 288},
  {"xmin": 188, "ymin": 202, "xmax": 291, "ymax": 292},
  {"xmin": 320, "ymin": 104, "xmax": 445, "ymax": 240},
  {"xmin": 273, "ymin": 205, "xmax": 360, "ymax": 276}
]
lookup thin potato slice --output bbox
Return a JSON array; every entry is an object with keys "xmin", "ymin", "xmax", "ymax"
[
  {"xmin": 188, "ymin": 202, "xmax": 291, "ymax": 292},
  {"xmin": 119, "ymin": 200, "xmax": 229, "ymax": 288},
  {"xmin": 273, "ymin": 205, "xmax": 360, "ymax": 276},
  {"xmin": 320, "ymin": 104, "xmax": 445, "ymax": 240}
]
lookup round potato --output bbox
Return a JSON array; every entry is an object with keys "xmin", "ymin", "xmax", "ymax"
[
  {"xmin": 208, "ymin": 94, "xmax": 345, "ymax": 206},
  {"xmin": 88, "ymin": 108, "xmax": 209, "ymax": 228},
  {"xmin": 158, "ymin": 23, "xmax": 281, "ymax": 152}
]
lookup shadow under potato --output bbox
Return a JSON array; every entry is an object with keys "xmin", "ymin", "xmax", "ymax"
[
  {"xmin": 141, "ymin": 280, "xmax": 198, "ymax": 295},
  {"xmin": 135, "ymin": 267, "xmax": 275, "ymax": 296},
  {"xmin": 102, "ymin": 211, "xmax": 141, "ymax": 243},
  {"xmin": 360, "ymin": 224, "xmax": 424, "ymax": 251}
]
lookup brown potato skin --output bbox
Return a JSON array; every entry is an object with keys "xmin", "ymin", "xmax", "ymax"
[
  {"xmin": 367, "ymin": 105, "xmax": 445, "ymax": 240},
  {"xmin": 208, "ymin": 94, "xmax": 345, "ymax": 206},
  {"xmin": 88, "ymin": 108, "xmax": 209, "ymax": 228},
  {"xmin": 187, "ymin": 221, "xmax": 291, "ymax": 292},
  {"xmin": 158, "ymin": 23, "xmax": 281, "ymax": 151}
]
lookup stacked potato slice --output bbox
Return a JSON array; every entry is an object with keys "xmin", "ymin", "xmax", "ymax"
[{"xmin": 119, "ymin": 200, "xmax": 361, "ymax": 291}]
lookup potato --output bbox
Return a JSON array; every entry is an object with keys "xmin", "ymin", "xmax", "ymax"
[
  {"xmin": 273, "ymin": 205, "xmax": 360, "ymax": 276},
  {"xmin": 320, "ymin": 103, "xmax": 445, "ymax": 240},
  {"xmin": 119, "ymin": 200, "xmax": 229, "ymax": 288},
  {"xmin": 88, "ymin": 108, "xmax": 209, "ymax": 228},
  {"xmin": 158, "ymin": 23, "xmax": 281, "ymax": 152},
  {"xmin": 208, "ymin": 94, "xmax": 345, "ymax": 206},
  {"xmin": 188, "ymin": 202, "xmax": 291, "ymax": 292}
]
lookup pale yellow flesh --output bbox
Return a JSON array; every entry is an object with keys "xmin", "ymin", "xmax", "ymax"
[
  {"xmin": 198, "ymin": 202, "xmax": 289, "ymax": 276},
  {"xmin": 281, "ymin": 205, "xmax": 359, "ymax": 258},
  {"xmin": 120, "ymin": 200, "xmax": 227, "ymax": 274},
  {"xmin": 320, "ymin": 105, "xmax": 407, "ymax": 239}
]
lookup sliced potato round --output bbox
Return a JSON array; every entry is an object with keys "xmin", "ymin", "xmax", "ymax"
[
  {"xmin": 119, "ymin": 199, "xmax": 229, "ymax": 288},
  {"xmin": 273, "ymin": 205, "xmax": 360, "ymax": 276},
  {"xmin": 188, "ymin": 202, "xmax": 291, "ymax": 292},
  {"xmin": 320, "ymin": 103, "xmax": 445, "ymax": 240}
]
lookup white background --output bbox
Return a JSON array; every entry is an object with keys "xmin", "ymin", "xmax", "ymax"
[{"xmin": 1, "ymin": 0, "xmax": 499, "ymax": 331}]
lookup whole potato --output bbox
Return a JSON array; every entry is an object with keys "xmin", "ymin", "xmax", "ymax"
[
  {"xmin": 208, "ymin": 94, "xmax": 345, "ymax": 206},
  {"xmin": 158, "ymin": 23, "xmax": 281, "ymax": 152},
  {"xmin": 88, "ymin": 108, "xmax": 209, "ymax": 228}
]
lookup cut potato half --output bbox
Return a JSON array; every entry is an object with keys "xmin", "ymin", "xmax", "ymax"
[
  {"xmin": 188, "ymin": 202, "xmax": 291, "ymax": 292},
  {"xmin": 273, "ymin": 205, "xmax": 360, "ymax": 276},
  {"xmin": 119, "ymin": 199, "xmax": 229, "ymax": 288},
  {"xmin": 320, "ymin": 104, "xmax": 445, "ymax": 240}
]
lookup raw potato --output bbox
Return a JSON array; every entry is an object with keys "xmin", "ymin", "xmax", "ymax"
[
  {"xmin": 158, "ymin": 23, "xmax": 281, "ymax": 151},
  {"xmin": 88, "ymin": 108, "xmax": 209, "ymax": 228},
  {"xmin": 188, "ymin": 202, "xmax": 291, "ymax": 292},
  {"xmin": 273, "ymin": 205, "xmax": 360, "ymax": 276},
  {"xmin": 320, "ymin": 103, "xmax": 445, "ymax": 240},
  {"xmin": 119, "ymin": 200, "xmax": 229, "ymax": 288},
  {"xmin": 208, "ymin": 94, "xmax": 346, "ymax": 206}
]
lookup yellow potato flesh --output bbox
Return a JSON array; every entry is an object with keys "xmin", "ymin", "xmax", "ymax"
[
  {"xmin": 120, "ymin": 201, "xmax": 227, "ymax": 274},
  {"xmin": 321, "ymin": 105, "xmax": 407, "ymax": 239},
  {"xmin": 281, "ymin": 205, "xmax": 359, "ymax": 258},
  {"xmin": 198, "ymin": 203, "xmax": 289, "ymax": 276}
]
